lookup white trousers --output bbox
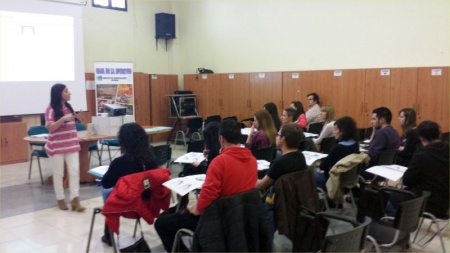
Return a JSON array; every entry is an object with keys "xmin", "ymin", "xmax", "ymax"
[{"xmin": 49, "ymin": 152, "xmax": 80, "ymax": 200}]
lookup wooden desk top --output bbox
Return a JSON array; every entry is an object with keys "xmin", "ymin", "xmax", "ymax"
[{"xmin": 24, "ymin": 126, "xmax": 172, "ymax": 143}]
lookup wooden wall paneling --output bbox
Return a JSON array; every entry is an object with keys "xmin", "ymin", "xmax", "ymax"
[
  {"xmin": 417, "ymin": 67, "xmax": 449, "ymax": 132},
  {"xmin": 0, "ymin": 122, "xmax": 28, "ymax": 165},
  {"xmin": 362, "ymin": 69, "xmax": 392, "ymax": 129},
  {"xmin": 338, "ymin": 69, "xmax": 366, "ymax": 125},
  {"xmin": 249, "ymin": 72, "xmax": 282, "ymax": 115},
  {"xmin": 82, "ymin": 73, "xmax": 96, "ymax": 124},
  {"xmin": 389, "ymin": 68, "xmax": 418, "ymax": 132},
  {"xmin": 219, "ymin": 73, "xmax": 251, "ymax": 120},
  {"xmin": 184, "ymin": 74, "xmax": 207, "ymax": 117},
  {"xmin": 282, "ymin": 72, "xmax": 302, "ymax": 110},
  {"xmin": 201, "ymin": 74, "xmax": 221, "ymax": 117},
  {"xmin": 300, "ymin": 70, "xmax": 325, "ymax": 112},
  {"xmin": 320, "ymin": 70, "xmax": 342, "ymax": 117},
  {"xmin": 150, "ymin": 74, "xmax": 178, "ymax": 142},
  {"xmin": 133, "ymin": 72, "xmax": 151, "ymax": 126}
]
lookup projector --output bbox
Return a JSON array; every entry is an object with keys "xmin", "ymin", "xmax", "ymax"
[{"xmin": 104, "ymin": 104, "xmax": 127, "ymax": 117}]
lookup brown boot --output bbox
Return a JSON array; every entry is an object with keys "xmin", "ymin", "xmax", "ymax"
[
  {"xmin": 71, "ymin": 197, "xmax": 85, "ymax": 212},
  {"xmin": 57, "ymin": 199, "xmax": 68, "ymax": 210}
]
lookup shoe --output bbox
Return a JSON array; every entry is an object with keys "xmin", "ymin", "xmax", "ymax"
[
  {"xmin": 101, "ymin": 235, "xmax": 112, "ymax": 246},
  {"xmin": 57, "ymin": 199, "xmax": 68, "ymax": 210},
  {"xmin": 71, "ymin": 197, "xmax": 85, "ymax": 212}
]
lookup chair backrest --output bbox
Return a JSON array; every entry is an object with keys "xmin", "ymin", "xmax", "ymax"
[
  {"xmin": 340, "ymin": 163, "xmax": 360, "ymax": 187},
  {"xmin": 204, "ymin": 115, "xmax": 221, "ymax": 126},
  {"xmin": 308, "ymin": 122, "xmax": 324, "ymax": 135},
  {"xmin": 152, "ymin": 144, "xmax": 172, "ymax": 167},
  {"xmin": 299, "ymin": 137, "xmax": 317, "ymax": 152},
  {"xmin": 27, "ymin": 126, "xmax": 49, "ymax": 148},
  {"xmin": 441, "ymin": 132, "xmax": 449, "ymax": 143},
  {"xmin": 394, "ymin": 191, "xmax": 429, "ymax": 233},
  {"xmin": 187, "ymin": 140, "xmax": 205, "ymax": 153},
  {"xmin": 378, "ymin": 149, "xmax": 398, "ymax": 165},
  {"xmin": 187, "ymin": 117, "xmax": 203, "ymax": 132},
  {"xmin": 319, "ymin": 214, "xmax": 372, "ymax": 253},
  {"xmin": 76, "ymin": 123, "xmax": 86, "ymax": 131},
  {"xmin": 251, "ymin": 145, "xmax": 275, "ymax": 162},
  {"xmin": 222, "ymin": 116, "xmax": 238, "ymax": 122},
  {"xmin": 240, "ymin": 117, "xmax": 254, "ymax": 128},
  {"xmin": 320, "ymin": 137, "xmax": 336, "ymax": 154}
]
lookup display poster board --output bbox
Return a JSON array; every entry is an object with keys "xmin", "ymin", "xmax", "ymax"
[{"xmin": 94, "ymin": 62, "xmax": 134, "ymax": 115}]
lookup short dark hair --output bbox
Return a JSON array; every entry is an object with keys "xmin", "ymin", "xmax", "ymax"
[
  {"xmin": 372, "ymin": 107, "xmax": 393, "ymax": 124},
  {"xmin": 417, "ymin": 120, "xmax": 441, "ymax": 141},
  {"xmin": 280, "ymin": 123, "xmax": 304, "ymax": 149},
  {"xmin": 284, "ymin": 108, "xmax": 298, "ymax": 121},
  {"xmin": 334, "ymin": 116, "xmax": 357, "ymax": 141},
  {"xmin": 219, "ymin": 119, "xmax": 241, "ymax": 144},
  {"xmin": 307, "ymin": 92, "xmax": 320, "ymax": 104}
]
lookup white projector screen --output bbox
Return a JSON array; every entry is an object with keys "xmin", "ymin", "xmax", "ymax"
[{"xmin": 0, "ymin": 0, "xmax": 87, "ymax": 116}]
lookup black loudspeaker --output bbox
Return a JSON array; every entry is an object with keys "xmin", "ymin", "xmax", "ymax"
[{"xmin": 155, "ymin": 13, "xmax": 175, "ymax": 39}]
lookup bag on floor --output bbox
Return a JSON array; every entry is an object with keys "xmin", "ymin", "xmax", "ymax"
[{"xmin": 120, "ymin": 237, "xmax": 151, "ymax": 253}]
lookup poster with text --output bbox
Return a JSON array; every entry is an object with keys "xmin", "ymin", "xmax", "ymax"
[{"xmin": 94, "ymin": 62, "xmax": 134, "ymax": 116}]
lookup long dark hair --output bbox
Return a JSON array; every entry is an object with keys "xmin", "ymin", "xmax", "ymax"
[
  {"xmin": 399, "ymin": 108, "xmax": 417, "ymax": 137},
  {"xmin": 118, "ymin": 123, "xmax": 156, "ymax": 167},
  {"xmin": 203, "ymin": 122, "xmax": 221, "ymax": 163},
  {"xmin": 264, "ymin": 102, "xmax": 281, "ymax": 131},
  {"xmin": 291, "ymin": 101, "xmax": 305, "ymax": 115},
  {"xmin": 50, "ymin": 83, "xmax": 75, "ymax": 121}
]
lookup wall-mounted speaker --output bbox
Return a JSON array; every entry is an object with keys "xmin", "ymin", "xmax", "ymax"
[{"xmin": 155, "ymin": 13, "xmax": 175, "ymax": 39}]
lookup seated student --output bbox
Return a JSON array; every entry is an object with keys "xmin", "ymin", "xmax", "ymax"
[
  {"xmin": 313, "ymin": 105, "xmax": 335, "ymax": 145},
  {"xmin": 395, "ymin": 108, "xmax": 421, "ymax": 166},
  {"xmin": 387, "ymin": 121, "xmax": 449, "ymax": 218},
  {"xmin": 155, "ymin": 119, "xmax": 258, "ymax": 252},
  {"xmin": 305, "ymin": 92, "xmax": 324, "ymax": 129},
  {"xmin": 255, "ymin": 123, "xmax": 307, "ymax": 237},
  {"xmin": 245, "ymin": 110, "xmax": 277, "ymax": 151},
  {"xmin": 101, "ymin": 122, "xmax": 158, "ymax": 246},
  {"xmin": 264, "ymin": 102, "xmax": 282, "ymax": 132},
  {"xmin": 280, "ymin": 107, "xmax": 298, "ymax": 125},
  {"xmin": 315, "ymin": 116, "xmax": 359, "ymax": 191},
  {"xmin": 367, "ymin": 107, "xmax": 401, "ymax": 167},
  {"xmin": 179, "ymin": 122, "xmax": 220, "ymax": 176},
  {"xmin": 290, "ymin": 101, "xmax": 307, "ymax": 129}
]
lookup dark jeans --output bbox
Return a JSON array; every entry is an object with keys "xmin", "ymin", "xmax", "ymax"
[
  {"xmin": 154, "ymin": 208, "xmax": 200, "ymax": 252},
  {"xmin": 314, "ymin": 170, "xmax": 328, "ymax": 192}
]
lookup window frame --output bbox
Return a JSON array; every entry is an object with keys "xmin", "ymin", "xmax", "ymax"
[{"xmin": 92, "ymin": 0, "xmax": 127, "ymax": 12}]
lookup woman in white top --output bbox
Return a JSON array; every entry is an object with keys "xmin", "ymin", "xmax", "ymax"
[{"xmin": 313, "ymin": 105, "xmax": 335, "ymax": 145}]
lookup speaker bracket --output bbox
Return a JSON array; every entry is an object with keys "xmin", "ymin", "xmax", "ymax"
[{"xmin": 155, "ymin": 38, "xmax": 172, "ymax": 51}]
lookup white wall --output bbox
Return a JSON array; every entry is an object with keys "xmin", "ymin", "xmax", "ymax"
[{"xmin": 83, "ymin": 0, "xmax": 450, "ymax": 83}]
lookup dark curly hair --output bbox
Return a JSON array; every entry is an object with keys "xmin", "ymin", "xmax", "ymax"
[
  {"xmin": 118, "ymin": 123, "xmax": 156, "ymax": 166},
  {"xmin": 50, "ymin": 83, "xmax": 76, "ymax": 121},
  {"xmin": 334, "ymin": 116, "xmax": 357, "ymax": 141}
]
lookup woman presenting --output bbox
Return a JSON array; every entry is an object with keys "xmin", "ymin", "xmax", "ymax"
[{"xmin": 45, "ymin": 83, "xmax": 85, "ymax": 212}]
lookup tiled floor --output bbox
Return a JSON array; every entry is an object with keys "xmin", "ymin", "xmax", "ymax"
[{"xmin": 1, "ymin": 142, "xmax": 448, "ymax": 253}]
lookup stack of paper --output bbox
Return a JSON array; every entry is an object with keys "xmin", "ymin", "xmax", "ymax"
[
  {"xmin": 174, "ymin": 152, "xmax": 205, "ymax": 164},
  {"xmin": 257, "ymin": 160, "xmax": 270, "ymax": 171},
  {"xmin": 163, "ymin": 174, "xmax": 206, "ymax": 196},
  {"xmin": 304, "ymin": 132, "xmax": 319, "ymax": 138},
  {"xmin": 302, "ymin": 151, "xmax": 328, "ymax": 166},
  {"xmin": 31, "ymin": 133, "xmax": 49, "ymax": 138},
  {"xmin": 88, "ymin": 165, "xmax": 109, "ymax": 178},
  {"xmin": 366, "ymin": 165, "xmax": 407, "ymax": 182}
]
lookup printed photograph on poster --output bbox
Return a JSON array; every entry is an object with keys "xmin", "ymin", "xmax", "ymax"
[
  {"xmin": 116, "ymin": 84, "xmax": 133, "ymax": 104},
  {"xmin": 97, "ymin": 84, "xmax": 118, "ymax": 113}
]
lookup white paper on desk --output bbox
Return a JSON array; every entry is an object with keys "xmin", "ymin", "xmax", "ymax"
[
  {"xmin": 366, "ymin": 165, "xmax": 407, "ymax": 182},
  {"xmin": 304, "ymin": 132, "xmax": 318, "ymax": 138},
  {"xmin": 302, "ymin": 151, "xmax": 328, "ymax": 166},
  {"xmin": 257, "ymin": 160, "xmax": 270, "ymax": 171},
  {"xmin": 174, "ymin": 152, "xmax": 205, "ymax": 164},
  {"xmin": 88, "ymin": 165, "xmax": 109, "ymax": 178},
  {"xmin": 31, "ymin": 134, "xmax": 49, "ymax": 138},
  {"xmin": 241, "ymin": 128, "xmax": 252, "ymax": 135},
  {"xmin": 163, "ymin": 174, "xmax": 206, "ymax": 196}
]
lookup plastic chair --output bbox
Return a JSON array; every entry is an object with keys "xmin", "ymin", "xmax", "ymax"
[
  {"xmin": 363, "ymin": 188, "xmax": 429, "ymax": 252},
  {"xmin": 172, "ymin": 228, "xmax": 194, "ymax": 253},
  {"xmin": 100, "ymin": 139, "xmax": 120, "ymax": 163},
  {"xmin": 240, "ymin": 117, "xmax": 254, "ymax": 128},
  {"xmin": 251, "ymin": 145, "xmax": 275, "ymax": 162},
  {"xmin": 76, "ymin": 123, "xmax": 101, "ymax": 166},
  {"xmin": 359, "ymin": 149, "xmax": 398, "ymax": 185},
  {"xmin": 174, "ymin": 117, "xmax": 203, "ymax": 149},
  {"xmin": 413, "ymin": 211, "xmax": 449, "ymax": 252},
  {"xmin": 319, "ymin": 213, "xmax": 372, "ymax": 252},
  {"xmin": 27, "ymin": 126, "xmax": 48, "ymax": 184},
  {"xmin": 308, "ymin": 122, "xmax": 324, "ymax": 135},
  {"xmin": 204, "ymin": 115, "xmax": 221, "ymax": 127},
  {"xmin": 152, "ymin": 144, "xmax": 172, "ymax": 168},
  {"xmin": 86, "ymin": 168, "xmax": 171, "ymax": 253}
]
